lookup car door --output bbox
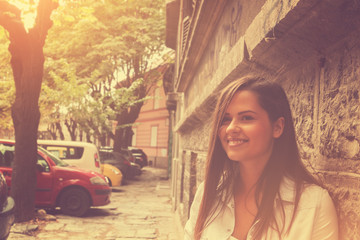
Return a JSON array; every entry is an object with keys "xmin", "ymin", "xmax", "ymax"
[
  {"xmin": 35, "ymin": 153, "xmax": 54, "ymax": 206},
  {"xmin": 0, "ymin": 150, "xmax": 14, "ymax": 192},
  {"xmin": 0, "ymin": 143, "xmax": 54, "ymax": 206}
]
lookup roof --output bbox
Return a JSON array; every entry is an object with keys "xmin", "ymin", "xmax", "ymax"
[{"xmin": 37, "ymin": 140, "xmax": 97, "ymax": 147}]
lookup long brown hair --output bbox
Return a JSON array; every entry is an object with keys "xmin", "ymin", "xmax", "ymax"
[{"xmin": 194, "ymin": 76, "xmax": 318, "ymax": 239}]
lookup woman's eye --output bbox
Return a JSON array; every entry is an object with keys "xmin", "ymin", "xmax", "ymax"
[
  {"xmin": 241, "ymin": 115, "xmax": 254, "ymax": 121},
  {"xmin": 221, "ymin": 117, "xmax": 231, "ymax": 125}
]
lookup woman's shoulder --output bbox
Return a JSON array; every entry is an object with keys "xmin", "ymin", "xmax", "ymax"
[
  {"xmin": 197, "ymin": 181, "xmax": 205, "ymax": 192},
  {"xmin": 299, "ymin": 183, "xmax": 338, "ymax": 239},
  {"xmin": 280, "ymin": 177, "xmax": 333, "ymax": 205},
  {"xmin": 184, "ymin": 181, "xmax": 206, "ymax": 239},
  {"xmin": 301, "ymin": 183, "xmax": 334, "ymax": 207},
  {"xmin": 190, "ymin": 181, "xmax": 206, "ymax": 208},
  {"xmin": 194, "ymin": 181, "xmax": 205, "ymax": 197}
]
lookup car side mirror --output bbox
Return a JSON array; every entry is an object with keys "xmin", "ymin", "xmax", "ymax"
[{"xmin": 36, "ymin": 163, "xmax": 45, "ymax": 172}]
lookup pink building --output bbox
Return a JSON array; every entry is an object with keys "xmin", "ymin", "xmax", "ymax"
[{"xmin": 131, "ymin": 82, "xmax": 169, "ymax": 169}]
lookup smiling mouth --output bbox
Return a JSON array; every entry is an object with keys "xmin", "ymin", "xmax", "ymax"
[{"xmin": 227, "ymin": 139, "xmax": 249, "ymax": 146}]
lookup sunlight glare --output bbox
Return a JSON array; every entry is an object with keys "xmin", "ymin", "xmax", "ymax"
[{"xmin": 8, "ymin": 0, "xmax": 39, "ymax": 31}]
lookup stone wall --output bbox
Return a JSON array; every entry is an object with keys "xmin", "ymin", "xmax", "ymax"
[
  {"xmin": 279, "ymin": 31, "xmax": 360, "ymax": 239},
  {"xmin": 174, "ymin": 118, "xmax": 211, "ymax": 225},
  {"xmin": 285, "ymin": 31, "xmax": 360, "ymax": 239},
  {"xmin": 171, "ymin": 0, "xmax": 360, "ymax": 239}
]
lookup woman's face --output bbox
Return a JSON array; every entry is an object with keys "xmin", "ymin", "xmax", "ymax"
[{"xmin": 218, "ymin": 90, "xmax": 283, "ymax": 166}]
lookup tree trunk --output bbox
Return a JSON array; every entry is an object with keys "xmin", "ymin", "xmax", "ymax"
[
  {"xmin": 48, "ymin": 123, "xmax": 57, "ymax": 140},
  {"xmin": 11, "ymin": 96, "xmax": 40, "ymax": 222},
  {"xmin": 10, "ymin": 34, "xmax": 43, "ymax": 222},
  {"xmin": 113, "ymin": 127, "xmax": 125, "ymax": 152},
  {"xmin": 56, "ymin": 122, "xmax": 65, "ymax": 140},
  {"xmin": 0, "ymin": 0, "xmax": 58, "ymax": 222},
  {"xmin": 65, "ymin": 118, "xmax": 77, "ymax": 141},
  {"xmin": 99, "ymin": 132, "xmax": 107, "ymax": 146},
  {"xmin": 113, "ymin": 102, "xmax": 143, "ymax": 152},
  {"xmin": 86, "ymin": 132, "xmax": 91, "ymax": 143},
  {"xmin": 124, "ymin": 127, "xmax": 133, "ymax": 146}
]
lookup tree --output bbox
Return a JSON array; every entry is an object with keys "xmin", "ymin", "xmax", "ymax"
[
  {"xmin": 40, "ymin": 0, "xmax": 167, "ymax": 147},
  {"xmin": 0, "ymin": 28, "xmax": 14, "ymax": 132},
  {"xmin": 39, "ymin": 1, "xmax": 94, "ymax": 139},
  {"xmin": 0, "ymin": 0, "xmax": 58, "ymax": 222},
  {"xmin": 41, "ymin": 0, "xmax": 108, "ymax": 141},
  {"xmin": 65, "ymin": 78, "xmax": 146, "ymax": 145},
  {"xmin": 91, "ymin": 0, "xmax": 167, "ymax": 151},
  {"xmin": 40, "ymin": 58, "xmax": 88, "ymax": 140}
]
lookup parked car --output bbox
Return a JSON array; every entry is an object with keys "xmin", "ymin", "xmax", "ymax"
[
  {"xmin": 119, "ymin": 149, "xmax": 142, "ymax": 176},
  {"xmin": 37, "ymin": 140, "xmax": 101, "ymax": 174},
  {"xmin": 99, "ymin": 149, "xmax": 129, "ymax": 177},
  {"xmin": 99, "ymin": 149, "xmax": 141, "ymax": 179},
  {"xmin": 119, "ymin": 149, "xmax": 136, "ymax": 164},
  {"xmin": 101, "ymin": 163, "xmax": 123, "ymax": 187},
  {"xmin": 46, "ymin": 146, "xmax": 67, "ymax": 158},
  {"xmin": 0, "ymin": 139, "xmax": 111, "ymax": 217},
  {"xmin": 0, "ymin": 172, "xmax": 14, "ymax": 240},
  {"xmin": 128, "ymin": 147, "xmax": 148, "ymax": 168},
  {"xmin": 129, "ymin": 162, "xmax": 142, "ymax": 177}
]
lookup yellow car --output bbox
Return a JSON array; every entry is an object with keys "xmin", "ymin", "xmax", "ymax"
[{"xmin": 101, "ymin": 163, "xmax": 123, "ymax": 187}]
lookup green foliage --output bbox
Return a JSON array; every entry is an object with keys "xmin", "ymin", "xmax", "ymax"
[
  {"xmin": 92, "ymin": 0, "xmax": 166, "ymax": 65},
  {"xmin": 0, "ymin": 28, "xmax": 14, "ymax": 130},
  {"xmin": 68, "ymin": 79, "xmax": 148, "ymax": 136},
  {"xmin": 40, "ymin": 58, "xmax": 88, "ymax": 125},
  {"xmin": 0, "ymin": 0, "xmax": 167, "ymax": 140},
  {"xmin": 39, "ymin": 0, "xmax": 167, "ymax": 141}
]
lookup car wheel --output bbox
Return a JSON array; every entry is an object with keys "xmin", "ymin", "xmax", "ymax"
[
  {"xmin": 105, "ymin": 176, "xmax": 112, "ymax": 187},
  {"xmin": 59, "ymin": 188, "xmax": 91, "ymax": 217}
]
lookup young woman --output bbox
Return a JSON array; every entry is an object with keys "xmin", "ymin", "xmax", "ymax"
[{"xmin": 184, "ymin": 76, "xmax": 338, "ymax": 240}]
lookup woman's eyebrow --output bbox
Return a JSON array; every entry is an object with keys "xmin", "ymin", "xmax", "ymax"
[
  {"xmin": 224, "ymin": 110, "xmax": 256, "ymax": 116},
  {"xmin": 237, "ymin": 110, "xmax": 256, "ymax": 115}
]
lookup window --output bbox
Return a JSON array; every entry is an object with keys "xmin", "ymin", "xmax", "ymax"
[
  {"xmin": 0, "ymin": 150, "xmax": 14, "ymax": 167},
  {"xmin": 37, "ymin": 155, "xmax": 50, "ymax": 172},
  {"xmin": 41, "ymin": 145, "xmax": 84, "ymax": 160},
  {"xmin": 151, "ymin": 126, "xmax": 158, "ymax": 147}
]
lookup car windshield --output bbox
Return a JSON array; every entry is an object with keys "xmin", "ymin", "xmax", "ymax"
[{"xmin": 39, "ymin": 147, "xmax": 69, "ymax": 167}]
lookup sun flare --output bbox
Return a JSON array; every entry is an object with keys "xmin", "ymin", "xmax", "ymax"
[{"xmin": 8, "ymin": 0, "xmax": 40, "ymax": 31}]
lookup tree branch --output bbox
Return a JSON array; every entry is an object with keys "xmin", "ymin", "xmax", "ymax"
[
  {"xmin": 31, "ymin": 0, "xmax": 59, "ymax": 46},
  {"xmin": 0, "ymin": 1, "xmax": 27, "ymax": 42}
]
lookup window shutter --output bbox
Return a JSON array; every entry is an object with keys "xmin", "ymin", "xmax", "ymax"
[{"xmin": 181, "ymin": 16, "xmax": 190, "ymax": 56}]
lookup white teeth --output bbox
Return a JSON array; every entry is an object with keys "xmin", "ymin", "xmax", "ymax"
[{"xmin": 228, "ymin": 139, "xmax": 247, "ymax": 146}]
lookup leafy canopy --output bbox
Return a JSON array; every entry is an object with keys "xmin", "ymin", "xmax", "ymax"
[{"xmin": 38, "ymin": 0, "xmax": 166, "ymax": 140}]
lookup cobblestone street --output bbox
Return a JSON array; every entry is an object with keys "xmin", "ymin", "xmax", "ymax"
[{"xmin": 8, "ymin": 167, "xmax": 180, "ymax": 240}]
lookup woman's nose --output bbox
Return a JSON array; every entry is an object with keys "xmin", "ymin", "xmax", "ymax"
[{"xmin": 226, "ymin": 120, "xmax": 240, "ymax": 133}]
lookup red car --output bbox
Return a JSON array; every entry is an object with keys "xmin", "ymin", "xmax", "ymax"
[
  {"xmin": 0, "ymin": 139, "xmax": 111, "ymax": 217},
  {"xmin": 0, "ymin": 172, "xmax": 14, "ymax": 240}
]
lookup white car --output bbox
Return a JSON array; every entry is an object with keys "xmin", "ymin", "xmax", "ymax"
[{"xmin": 37, "ymin": 140, "xmax": 101, "ymax": 173}]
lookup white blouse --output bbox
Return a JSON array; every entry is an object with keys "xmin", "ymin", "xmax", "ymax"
[{"xmin": 184, "ymin": 178, "xmax": 338, "ymax": 240}]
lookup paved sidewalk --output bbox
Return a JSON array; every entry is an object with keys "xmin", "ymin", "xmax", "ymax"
[{"xmin": 8, "ymin": 167, "xmax": 180, "ymax": 240}]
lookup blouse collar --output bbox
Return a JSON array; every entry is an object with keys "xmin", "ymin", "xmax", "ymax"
[{"xmin": 221, "ymin": 176, "xmax": 297, "ymax": 208}]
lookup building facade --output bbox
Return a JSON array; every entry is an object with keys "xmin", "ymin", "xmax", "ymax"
[
  {"xmin": 166, "ymin": 0, "xmax": 360, "ymax": 239},
  {"xmin": 132, "ymin": 82, "xmax": 170, "ymax": 169}
]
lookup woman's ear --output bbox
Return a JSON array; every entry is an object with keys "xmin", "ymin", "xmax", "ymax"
[{"xmin": 273, "ymin": 117, "xmax": 285, "ymax": 138}]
